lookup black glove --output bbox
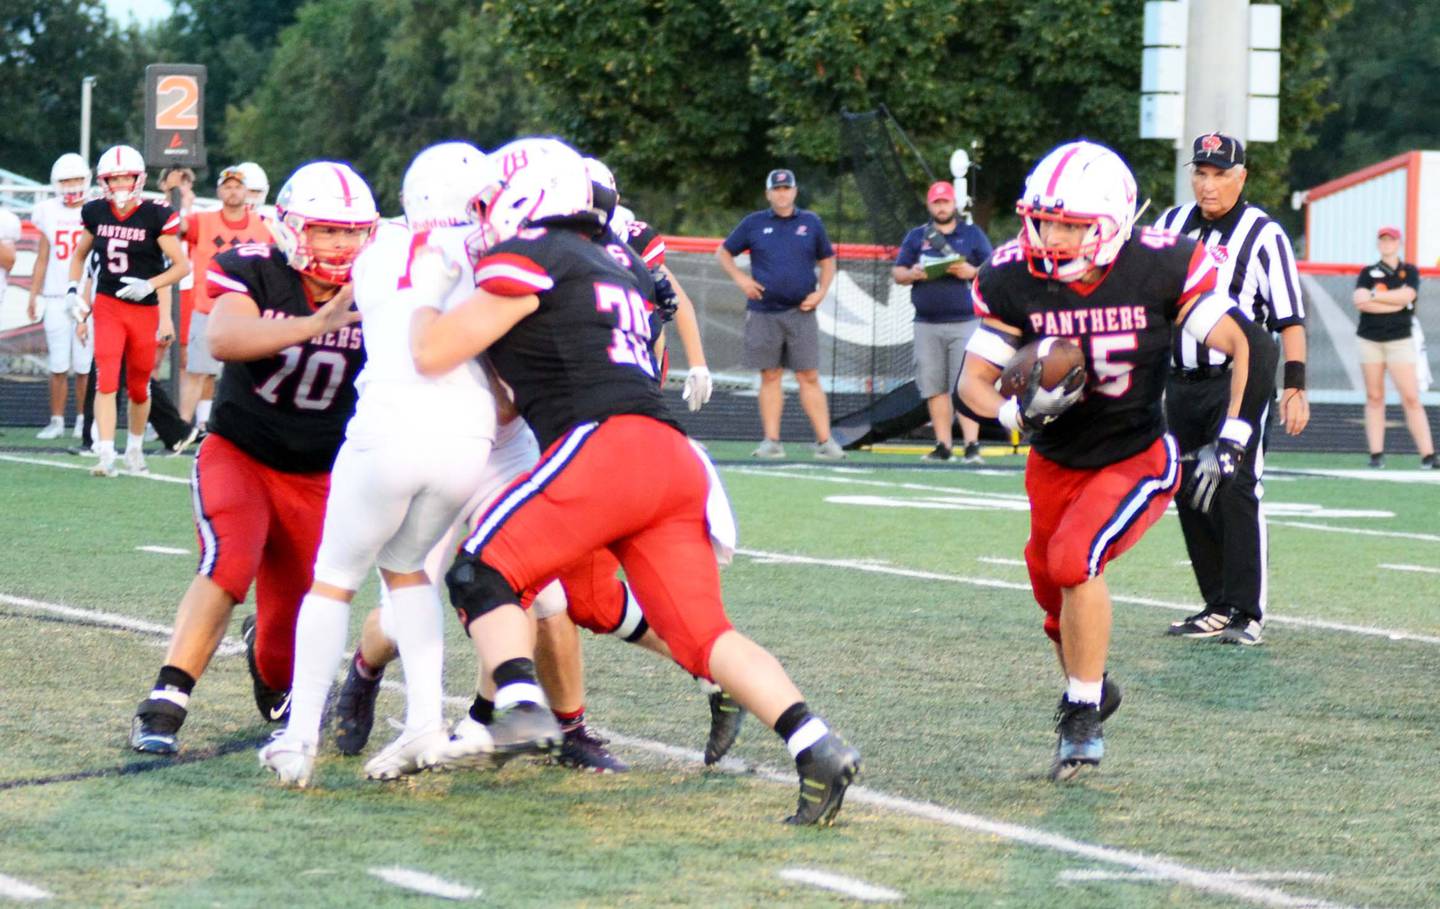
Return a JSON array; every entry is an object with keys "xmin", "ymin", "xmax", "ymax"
[
  {"xmin": 1185, "ymin": 438, "xmax": 1245, "ymax": 514},
  {"xmin": 652, "ymin": 270, "xmax": 678, "ymax": 322}
]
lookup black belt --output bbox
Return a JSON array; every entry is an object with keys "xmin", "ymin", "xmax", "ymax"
[{"xmin": 1172, "ymin": 364, "xmax": 1231, "ymax": 382}]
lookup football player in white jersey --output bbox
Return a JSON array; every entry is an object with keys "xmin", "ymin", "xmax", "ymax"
[
  {"xmin": 260, "ymin": 142, "xmax": 501, "ymax": 787},
  {"xmin": 26, "ymin": 155, "xmax": 94, "ymax": 438}
]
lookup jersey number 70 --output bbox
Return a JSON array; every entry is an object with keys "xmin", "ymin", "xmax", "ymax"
[{"xmin": 594, "ymin": 283, "xmax": 655, "ymax": 378}]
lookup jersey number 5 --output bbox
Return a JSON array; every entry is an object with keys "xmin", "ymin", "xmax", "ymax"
[{"xmin": 594, "ymin": 283, "xmax": 655, "ymax": 378}]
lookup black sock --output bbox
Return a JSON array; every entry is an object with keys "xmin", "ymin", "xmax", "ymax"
[
  {"xmin": 469, "ymin": 696, "xmax": 494, "ymax": 725},
  {"xmin": 554, "ymin": 707, "xmax": 585, "ymax": 732},
  {"xmin": 153, "ymin": 665, "xmax": 195, "ymax": 695},
  {"xmin": 492, "ymin": 657, "xmax": 538, "ymax": 689},
  {"xmin": 773, "ymin": 701, "xmax": 812, "ymax": 740}
]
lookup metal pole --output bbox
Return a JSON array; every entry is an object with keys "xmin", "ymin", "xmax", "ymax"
[
  {"xmin": 1174, "ymin": 0, "xmax": 1250, "ymax": 205},
  {"xmin": 80, "ymin": 76, "xmax": 96, "ymax": 162}
]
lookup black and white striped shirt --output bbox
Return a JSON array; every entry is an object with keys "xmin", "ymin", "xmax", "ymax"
[{"xmin": 1155, "ymin": 201, "xmax": 1304, "ymax": 370}]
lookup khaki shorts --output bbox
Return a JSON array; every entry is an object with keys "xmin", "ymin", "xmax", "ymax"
[{"xmin": 1357, "ymin": 336, "xmax": 1416, "ymax": 365}]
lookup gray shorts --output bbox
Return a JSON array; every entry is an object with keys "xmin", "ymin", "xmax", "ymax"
[
  {"xmin": 743, "ymin": 307, "xmax": 819, "ymax": 371},
  {"xmin": 186, "ymin": 311, "xmax": 222, "ymax": 376},
  {"xmin": 914, "ymin": 319, "xmax": 977, "ymax": 398}
]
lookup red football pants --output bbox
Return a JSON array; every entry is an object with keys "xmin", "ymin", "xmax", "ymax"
[
  {"xmin": 1024, "ymin": 434, "xmax": 1180, "ymax": 643},
  {"xmin": 93, "ymin": 292, "xmax": 157, "ymax": 403}
]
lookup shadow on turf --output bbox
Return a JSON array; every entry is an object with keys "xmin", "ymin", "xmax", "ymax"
[{"xmin": 0, "ymin": 731, "xmax": 270, "ymax": 792}]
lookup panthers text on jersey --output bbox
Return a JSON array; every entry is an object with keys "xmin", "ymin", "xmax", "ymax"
[
  {"xmin": 31, "ymin": 198, "xmax": 86, "ymax": 297},
  {"xmin": 473, "ymin": 226, "xmax": 679, "ymax": 449},
  {"xmin": 80, "ymin": 198, "xmax": 180, "ymax": 304},
  {"xmin": 205, "ymin": 245, "xmax": 366, "ymax": 472},
  {"xmin": 973, "ymin": 229, "xmax": 1216, "ymax": 469}
]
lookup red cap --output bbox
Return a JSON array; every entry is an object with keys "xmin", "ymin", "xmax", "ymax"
[
  {"xmin": 927, "ymin": 181, "xmax": 956, "ymax": 204},
  {"xmin": 1377, "ymin": 226, "xmax": 1401, "ymax": 239}
]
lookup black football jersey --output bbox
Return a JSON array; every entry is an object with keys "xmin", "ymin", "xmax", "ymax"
[
  {"xmin": 620, "ymin": 219, "xmax": 666, "ymax": 269},
  {"xmin": 974, "ymin": 229, "xmax": 1217, "ymax": 468},
  {"xmin": 206, "ymin": 246, "xmax": 366, "ymax": 473},
  {"xmin": 474, "ymin": 227, "xmax": 679, "ymax": 448},
  {"xmin": 80, "ymin": 199, "xmax": 180, "ymax": 305}
]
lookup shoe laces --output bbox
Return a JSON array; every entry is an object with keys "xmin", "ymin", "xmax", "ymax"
[{"xmin": 564, "ymin": 724, "xmax": 609, "ymax": 749}]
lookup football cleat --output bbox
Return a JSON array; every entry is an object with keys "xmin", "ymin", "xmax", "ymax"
[
  {"xmin": 258, "ymin": 732, "xmax": 317, "ymax": 787},
  {"xmin": 1055, "ymin": 674, "xmax": 1123, "ymax": 724},
  {"xmin": 1050, "ymin": 696, "xmax": 1103, "ymax": 782},
  {"xmin": 241, "ymin": 614, "xmax": 292, "ymax": 722},
  {"xmin": 488, "ymin": 702, "xmax": 562, "ymax": 768},
  {"xmin": 90, "ymin": 452, "xmax": 118, "ymax": 478},
  {"xmin": 123, "ymin": 447, "xmax": 149, "ymax": 475},
  {"xmin": 364, "ymin": 726, "xmax": 451, "ymax": 780},
  {"xmin": 1219, "ymin": 616, "xmax": 1265, "ymax": 646},
  {"xmin": 334, "ymin": 658, "xmax": 383, "ymax": 755},
  {"xmin": 556, "ymin": 724, "xmax": 629, "ymax": 773},
  {"xmin": 785, "ymin": 732, "xmax": 861, "ymax": 826},
  {"xmin": 433, "ymin": 716, "xmax": 497, "ymax": 770},
  {"xmin": 129, "ymin": 698, "xmax": 187, "ymax": 754},
  {"xmin": 704, "ymin": 690, "xmax": 745, "ymax": 766},
  {"xmin": 1166, "ymin": 607, "xmax": 1231, "ymax": 638}
]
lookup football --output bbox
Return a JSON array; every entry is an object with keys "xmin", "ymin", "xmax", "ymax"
[{"xmin": 998, "ymin": 336, "xmax": 1087, "ymax": 399}]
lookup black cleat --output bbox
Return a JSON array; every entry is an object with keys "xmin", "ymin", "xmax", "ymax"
[
  {"xmin": 1050, "ymin": 696, "xmax": 1103, "ymax": 782},
  {"xmin": 130, "ymin": 698, "xmax": 187, "ymax": 754},
  {"xmin": 488, "ymin": 702, "xmax": 563, "ymax": 768},
  {"xmin": 785, "ymin": 732, "xmax": 861, "ymax": 826},
  {"xmin": 704, "ymin": 690, "xmax": 745, "ymax": 765},
  {"xmin": 334, "ymin": 658, "xmax": 382, "ymax": 756},
  {"xmin": 242, "ymin": 614, "xmax": 291, "ymax": 723},
  {"xmin": 1166, "ymin": 606, "xmax": 1231, "ymax": 638},
  {"xmin": 1056, "ymin": 674, "xmax": 1122, "ymax": 724},
  {"xmin": 556, "ymin": 724, "xmax": 629, "ymax": 773}
]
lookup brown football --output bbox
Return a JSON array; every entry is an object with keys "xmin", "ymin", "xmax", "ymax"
[{"xmin": 998, "ymin": 336, "xmax": 1087, "ymax": 398}]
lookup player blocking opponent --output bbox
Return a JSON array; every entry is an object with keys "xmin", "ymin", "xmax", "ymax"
[
  {"xmin": 412, "ymin": 138, "xmax": 860, "ymax": 825},
  {"xmin": 129, "ymin": 162, "xmax": 378, "ymax": 754},
  {"xmin": 957, "ymin": 140, "xmax": 1276, "ymax": 781}
]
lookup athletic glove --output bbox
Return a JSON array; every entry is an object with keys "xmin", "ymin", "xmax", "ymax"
[
  {"xmin": 652, "ymin": 270, "xmax": 678, "ymax": 322},
  {"xmin": 116, "ymin": 276, "xmax": 156, "ymax": 302},
  {"xmin": 65, "ymin": 283, "xmax": 89, "ymax": 323},
  {"xmin": 996, "ymin": 361, "xmax": 1085, "ymax": 432},
  {"xmin": 1184, "ymin": 418, "xmax": 1251, "ymax": 514},
  {"xmin": 682, "ymin": 365, "xmax": 712, "ymax": 412}
]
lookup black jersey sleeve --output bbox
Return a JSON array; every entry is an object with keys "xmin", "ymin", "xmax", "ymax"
[{"xmin": 972, "ymin": 241, "xmax": 1030, "ymax": 332}]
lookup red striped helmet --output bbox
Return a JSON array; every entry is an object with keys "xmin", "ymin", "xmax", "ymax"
[{"xmin": 271, "ymin": 161, "xmax": 379, "ymax": 284}]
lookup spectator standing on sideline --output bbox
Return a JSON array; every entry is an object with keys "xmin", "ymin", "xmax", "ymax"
[
  {"xmin": 1155, "ymin": 133, "xmax": 1308, "ymax": 647},
  {"xmin": 717, "ymin": 169, "xmax": 844, "ymax": 459},
  {"xmin": 27, "ymin": 154, "xmax": 94, "ymax": 440},
  {"xmin": 892, "ymin": 180, "xmax": 992, "ymax": 462},
  {"xmin": 1354, "ymin": 226, "xmax": 1436, "ymax": 468}
]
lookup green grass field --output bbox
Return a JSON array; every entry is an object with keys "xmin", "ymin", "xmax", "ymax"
[{"xmin": 1, "ymin": 435, "xmax": 1438, "ymax": 907}]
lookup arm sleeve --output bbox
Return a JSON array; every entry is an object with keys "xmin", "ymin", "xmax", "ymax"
[
  {"xmin": 474, "ymin": 250, "xmax": 554, "ymax": 296},
  {"xmin": 968, "ymin": 226, "xmax": 993, "ymax": 264},
  {"xmin": 1169, "ymin": 241, "xmax": 1219, "ymax": 320},
  {"xmin": 1256, "ymin": 224, "xmax": 1304, "ymax": 328},
  {"xmin": 813, "ymin": 216, "xmax": 835, "ymax": 260},
  {"xmin": 721, "ymin": 218, "xmax": 749, "ymax": 255},
  {"xmin": 894, "ymin": 229, "xmax": 920, "ymax": 268},
  {"xmin": 158, "ymin": 206, "xmax": 181, "ymax": 236},
  {"xmin": 1404, "ymin": 266, "xmax": 1421, "ymax": 293},
  {"xmin": 1355, "ymin": 268, "xmax": 1373, "ymax": 290},
  {"xmin": 206, "ymin": 255, "xmax": 254, "ymax": 300}
]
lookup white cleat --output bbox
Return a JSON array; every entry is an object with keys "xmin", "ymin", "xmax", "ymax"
[
  {"xmin": 123, "ymin": 448, "xmax": 149, "ymax": 475},
  {"xmin": 91, "ymin": 452, "xmax": 119, "ymax": 477},
  {"xmin": 364, "ymin": 726, "xmax": 451, "ymax": 781},
  {"xmin": 259, "ymin": 733, "xmax": 317, "ymax": 788},
  {"xmin": 431, "ymin": 716, "xmax": 497, "ymax": 770},
  {"xmin": 37, "ymin": 420, "xmax": 65, "ymax": 440}
]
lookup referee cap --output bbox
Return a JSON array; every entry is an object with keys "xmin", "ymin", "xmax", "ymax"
[{"xmin": 1189, "ymin": 132, "xmax": 1245, "ymax": 169}]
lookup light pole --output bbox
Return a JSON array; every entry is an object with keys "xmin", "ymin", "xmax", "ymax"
[{"xmin": 80, "ymin": 76, "xmax": 96, "ymax": 163}]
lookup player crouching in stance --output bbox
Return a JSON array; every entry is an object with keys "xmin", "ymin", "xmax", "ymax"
[
  {"xmin": 411, "ymin": 137, "xmax": 860, "ymax": 825},
  {"xmin": 958, "ymin": 141, "xmax": 1276, "ymax": 781},
  {"xmin": 129, "ymin": 162, "xmax": 377, "ymax": 754}
]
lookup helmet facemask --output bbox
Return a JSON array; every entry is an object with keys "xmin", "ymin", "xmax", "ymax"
[{"xmin": 1017, "ymin": 204, "xmax": 1120, "ymax": 283}]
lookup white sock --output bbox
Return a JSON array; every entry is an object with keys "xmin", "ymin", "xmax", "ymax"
[
  {"xmin": 1066, "ymin": 676, "xmax": 1103, "ymax": 706},
  {"xmin": 285, "ymin": 593, "xmax": 351, "ymax": 745},
  {"xmin": 196, "ymin": 400, "xmax": 212, "ymax": 426},
  {"xmin": 126, "ymin": 432, "xmax": 144, "ymax": 452},
  {"xmin": 97, "ymin": 440, "xmax": 115, "ymax": 458},
  {"xmin": 386, "ymin": 583, "xmax": 445, "ymax": 734}
]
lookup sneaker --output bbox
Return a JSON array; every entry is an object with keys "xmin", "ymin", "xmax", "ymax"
[
  {"xmin": 169, "ymin": 425, "xmax": 202, "ymax": 456},
  {"xmin": 813, "ymin": 438, "xmax": 846, "ymax": 460},
  {"xmin": 1165, "ymin": 606, "xmax": 1231, "ymax": 638},
  {"xmin": 1422, "ymin": 454, "xmax": 1438, "ymax": 470},
  {"xmin": 129, "ymin": 698, "xmax": 187, "ymax": 754},
  {"xmin": 432, "ymin": 715, "xmax": 498, "ymax": 770},
  {"xmin": 123, "ymin": 447, "xmax": 149, "ymax": 476},
  {"xmin": 961, "ymin": 442, "xmax": 984, "ymax": 465},
  {"xmin": 36, "ymin": 419, "xmax": 65, "ymax": 440},
  {"xmin": 334, "ymin": 658, "xmax": 382, "ymax": 756},
  {"xmin": 258, "ymin": 732, "xmax": 317, "ymax": 787},
  {"xmin": 751, "ymin": 439, "xmax": 785, "ymax": 459},
  {"xmin": 1368, "ymin": 453, "xmax": 1385, "ymax": 469},
  {"xmin": 922, "ymin": 443, "xmax": 952, "ymax": 462},
  {"xmin": 143, "ymin": 424, "xmax": 158, "ymax": 442},
  {"xmin": 1051, "ymin": 696, "xmax": 1103, "ymax": 782},
  {"xmin": 241, "ymin": 614, "xmax": 292, "ymax": 722},
  {"xmin": 1055, "ymin": 674, "xmax": 1123, "ymax": 725},
  {"xmin": 72, "ymin": 418, "xmax": 84, "ymax": 439},
  {"xmin": 364, "ymin": 726, "xmax": 451, "ymax": 780},
  {"xmin": 90, "ymin": 451, "xmax": 118, "ymax": 478},
  {"xmin": 556, "ymin": 724, "xmax": 629, "ymax": 773},
  {"xmin": 704, "ymin": 690, "xmax": 745, "ymax": 766},
  {"xmin": 1218, "ymin": 615, "xmax": 1265, "ymax": 646},
  {"xmin": 785, "ymin": 732, "xmax": 861, "ymax": 826},
  {"xmin": 488, "ymin": 701, "xmax": 563, "ymax": 767}
]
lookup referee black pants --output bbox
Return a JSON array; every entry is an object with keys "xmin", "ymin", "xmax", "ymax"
[{"xmin": 1165, "ymin": 371, "xmax": 1269, "ymax": 624}]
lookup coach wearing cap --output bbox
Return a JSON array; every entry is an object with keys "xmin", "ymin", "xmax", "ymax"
[
  {"xmin": 718, "ymin": 168, "xmax": 843, "ymax": 459},
  {"xmin": 1154, "ymin": 131, "xmax": 1308, "ymax": 648},
  {"xmin": 892, "ymin": 181, "xmax": 993, "ymax": 463}
]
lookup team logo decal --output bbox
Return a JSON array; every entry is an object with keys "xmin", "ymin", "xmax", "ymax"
[
  {"xmin": 797, "ymin": 225, "xmax": 808, "ymax": 236},
  {"xmin": 1201, "ymin": 134, "xmax": 1223, "ymax": 153},
  {"xmin": 1209, "ymin": 245, "xmax": 1229, "ymax": 264}
]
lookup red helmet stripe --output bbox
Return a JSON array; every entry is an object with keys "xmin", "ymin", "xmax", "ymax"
[
  {"xmin": 331, "ymin": 165, "xmax": 354, "ymax": 206},
  {"xmin": 1044, "ymin": 145, "xmax": 1083, "ymax": 197}
]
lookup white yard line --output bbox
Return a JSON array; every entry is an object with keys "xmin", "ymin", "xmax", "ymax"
[
  {"xmin": 0, "ymin": 453, "xmax": 189, "ymax": 484},
  {"xmin": 978, "ymin": 556, "xmax": 1026, "ymax": 567},
  {"xmin": 1060, "ymin": 869, "xmax": 1330, "ymax": 884},
  {"xmin": 0, "ymin": 593, "xmax": 244, "ymax": 657},
  {"xmin": 0, "ymin": 872, "xmax": 51, "ymax": 901},
  {"xmin": 777, "ymin": 868, "xmax": 902, "ymax": 903},
  {"xmin": 137, "ymin": 545, "xmax": 190, "ymax": 555},
  {"xmin": 367, "ymin": 868, "xmax": 478, "ymax": 901},
  {"xmin": 1379, "ymin": 563, "xmax": 1440, "ymax": 575},
  {"xmin": 1268, "ymin": 520, "xmax": 1440, "ymax": 543}
]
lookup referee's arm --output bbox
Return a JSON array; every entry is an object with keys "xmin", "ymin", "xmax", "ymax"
[{"xmin": 1255, "ymin": 221, "xmax": 1309, "ymax": 435}]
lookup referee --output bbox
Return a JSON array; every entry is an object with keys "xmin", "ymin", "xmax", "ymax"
[{"xmin": 1157, "ymin": 132, "xmax": 1309, "ymax": 647}]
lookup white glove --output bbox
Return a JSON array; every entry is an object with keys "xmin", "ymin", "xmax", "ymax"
[
  {"xmin": 408, "ymin": 245, "xmax": 460, "ymax": 305},
  {"xmin": 997, "ymin": 361, "xmax": 1084, "ymax": 431},
  {"xmin": 682, "ymin": 366, "xmax": 712, "ymax": 412},
  {"xmin": 116, "ymin": 276, "xmax": 156, "ymax": 302},
  {"xmin": 66, "ymin": 284, "xmax": 90, "ymax": 323}
]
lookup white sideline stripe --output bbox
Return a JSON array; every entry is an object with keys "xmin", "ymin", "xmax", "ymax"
[
  {"xmin": 137, "ymin": 545, "xmax": 190, "ymax": 555},
  {"xmin": 0, "ymin": 593, "xmax": 245, "ymax": 657},
  {"xmin": 978, "ymin": 556, "xmax": 1025, "ymax": 567},
  {"xmin": 1379, "ymin": 563, "xmax": 1440, "ymax": 575},
  {"xmin": 0, "ymin": 453, "xmax": 189, "ymax": 484},
  {"xmin": 0, "ymin": 873, "xmax": 50, "ymax": 901},
  {"xmin": 737, "ymin": 548, "xmax": 1440, "ymax": 647},
  {"xmin": 1269, "ymin": 519, "xmax": 1440, "ymax": 543},
  {"xmin": 1060, "ymin": 869, "xmax": 1330, "ymax": 884},
  {"xmin": 778, "ymin": 868, "xmax": 902, "ymax": 903},
  {"xmin": 367, "ymin": 867, "xmax": 478, "ymax": 901}
]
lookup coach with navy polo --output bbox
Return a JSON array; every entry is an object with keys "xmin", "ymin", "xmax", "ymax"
[{"xmin": 718, "ymin": 168, "xmax": 844, "ymax": 459}]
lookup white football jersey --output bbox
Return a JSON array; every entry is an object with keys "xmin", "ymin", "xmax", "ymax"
[
  {"xmin": 347, "ymin": 220, "xmax": 495, "ymax": 444},
  {"xmin": 0, "ymin": 207, "xmax": 22, "ymax": 289}
]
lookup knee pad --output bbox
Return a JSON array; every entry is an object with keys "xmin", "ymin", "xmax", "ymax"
[{"xmin": 445, "ymin": 555, "xmax": 519, "ymax": 632}]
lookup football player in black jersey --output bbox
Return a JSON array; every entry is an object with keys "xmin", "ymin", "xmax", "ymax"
[
  {"xmin": 129, "ymin": 162, "xmax": 378, "ymax": 756},
  {"xmin": 67, "ymin": 145, "xmax": 190, "ymax": 478},
  {"xmin": 411, "ymin": 138, "xmax": 859, "ymax": 825},
  {"xmin": 958, "ymin": 141, "xmax": 1276, "ymax": 782}
]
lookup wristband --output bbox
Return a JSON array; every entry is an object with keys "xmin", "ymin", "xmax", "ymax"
[
  {"xmin": 1283, "ymin": 360, "xmax": 1306, "ymax": 390},
  {"xmin": 1218, "ymin": 417, "xmax": 1253, "ymax": 448}
]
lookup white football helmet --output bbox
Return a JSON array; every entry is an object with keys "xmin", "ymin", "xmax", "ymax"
[
  {"xmin": 401, "ymin": 141, "xmax": 489, "ymax": 228},
  {"xmin": 478, "ymin": 137, "xmax": 597, "ymax": 250},
  {"xmin": 51, "ymin": 153, "xmax": 91, "ymax": 205},
  {"xmin": 95, "ymin": 145, "xmax": 146, "ymax": 207},
  {"xmin": 584, "ymin": 157, "xmax": 617, "ymax": 194},
  {"xmin": 236, "ymin": 161, "xmax": 270, "ymax": 205},
  {"xmin": 1016, "ymin": 140, "xmax": 1138, "ymax": 283},
  {"xmin": 270, "ymin": 161, "xmax": 380, "ymax": 284}
]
